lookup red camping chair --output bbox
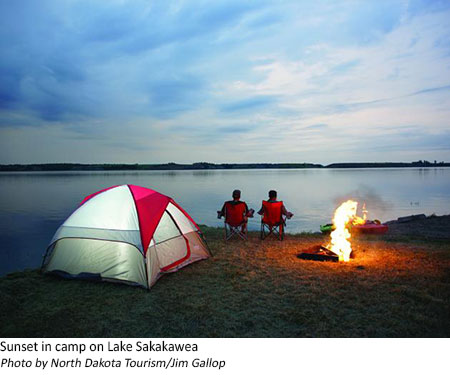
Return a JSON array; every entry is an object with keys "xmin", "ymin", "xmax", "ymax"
[
  {"xmin": 260, "ymin": 201, "xmax": 285, "ymax": 240},
  {"xmin": 223, "ymin": 202, "xmax": 248, "ymax": 240}
]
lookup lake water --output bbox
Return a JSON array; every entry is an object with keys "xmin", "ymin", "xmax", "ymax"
[{"xmin": 1, "ymin": 168, "xmax": 449, "ymax": 275}]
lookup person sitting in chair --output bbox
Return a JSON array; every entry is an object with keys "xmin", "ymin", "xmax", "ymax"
[
  {"xmin": 258, "ymin": 190, "xmax": 293, "ymax": 219},
  {"xmin": 258, "ymin": 190, "xmax": 293, "ymax": 240},
  {"xmin": 218, "ymin": 190, "xmax": 254, "ymax": 233}
]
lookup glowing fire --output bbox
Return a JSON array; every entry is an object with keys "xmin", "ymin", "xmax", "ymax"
[
  {"xmin": 328, "ymin": 200, "xmax": 358, "ymax": 262},
  {"xmin": 362, "ymin": 203, "xmax": 368, "ymax": 221},
  {"xmin": 352, "ymin": 202, "xmax": 367, "ymax": 225}
]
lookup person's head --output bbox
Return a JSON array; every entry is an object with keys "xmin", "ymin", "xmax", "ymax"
[
  {"xmin": 232, "ymin": 189, "xmax": 241, "ymax": 200},
  {"xmin": 268, "ymin": 190, "xmax": 277, "ymax": 200}
]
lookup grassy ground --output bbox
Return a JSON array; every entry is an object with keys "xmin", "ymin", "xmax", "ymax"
[{"xmin": 1, "ymin": 226, "xmax": 449, "ymax": 337}]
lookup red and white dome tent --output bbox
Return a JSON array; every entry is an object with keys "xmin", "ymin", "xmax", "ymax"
[{"xmin": 42, "ymin": 185, "xmax": 211, "ymax": 289}]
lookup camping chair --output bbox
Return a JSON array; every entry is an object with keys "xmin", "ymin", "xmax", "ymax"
[
  {"xmin": 260, "ymin": 200, "xmax": 286, "ymax": 240},
  {"xmin": 223, "ymin": 202, "xmax": 248, "ymax": 240}
]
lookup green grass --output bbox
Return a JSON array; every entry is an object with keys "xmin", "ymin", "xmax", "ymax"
[{"xmin": 1, "ymin": 227, "xmax": 449, "ymax": 337}]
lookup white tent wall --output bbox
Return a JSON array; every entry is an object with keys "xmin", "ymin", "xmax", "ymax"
[
  {"xmin": 184, "ymin": 231, "xmax": 210, "ymax": 260},
  {"xmin": 146, "ymin": 242, "xmax": 161, "ymax": 287},
  {"xmin": 166, "ymin": 203, "xmax": 198, "ymax": 234},
  {"xmin": 165, "ymin": 203, "xmax": 210, "ymax": 261},
  {"xmin": 49, "ymin": 226, "xmax": 142, "ymax": 252},
  {"xmin": 146, "ymin": 235, "xmax": 209, "ymax": 288},
  {"xmin": 64, "ymin": 185, "xmax": 139, "ymax": 230},
  {"xmin": 145, "ymin": 208, "xmax": 210, "ymax": 288},
  {"xmin": 45, "ymin": 238, "xmax": 147, "ymax": 288},
  {"xmin": 152, "ymin": 211, "xmax": 182, "ymax": 244},
  {"xmin": 155, "ymin": 236, "xmax": 189, "ymax": 269},
  {"xmin": 166, "ymin": 203, "xmax": 210, "ymax": 263},
  {"xmin": 50, "ymin": 185, "xmax": 143, "ymax": 252}
]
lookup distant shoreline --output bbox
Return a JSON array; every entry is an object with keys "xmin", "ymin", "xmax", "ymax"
[{"xmin": 0, "ymin": 161, "xmax": 449, "ymax": 172}]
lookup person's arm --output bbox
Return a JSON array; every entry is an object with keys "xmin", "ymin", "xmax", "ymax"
[
  {"xmin": 244, "ymin": 202, "xmax": 254, "ymax": 217},
  {"xmin": 217, "ymin": 202, "xmax": 227, "ymax": 218},
  {"xmin": 257, "ymin": 205, "xmax": 264, "ymax": 215},
  {"xmin": 282, "ymin": 204, "xmax": 293, "ymax": 219}
]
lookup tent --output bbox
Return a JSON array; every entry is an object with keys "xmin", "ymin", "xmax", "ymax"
[{"xmin": 42, "ymin": 185, "xmax": 211, "ymax": 289}]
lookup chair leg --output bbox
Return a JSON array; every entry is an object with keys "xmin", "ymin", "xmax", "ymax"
[
  {"xmin": 261, "ymin": 223, "xmax": 274, "ymax": 240},
  {"xmin": 261, "ymin": 223, "xmax": 270, "ymax": 240},
  {"xmin": 225, "ymin": 223, "xmax": 247, "ymax": 241},
  {"xmin": 260, "ymin": 222, "xmax": 285, "ymax": 241},
  {"xmin": 237, "ymin": 229, "xmax": 246, "ymax": 240},
  {"xmin": 225, "ymin": 224, "xmax": 234, "ymax": 241},
  {"xmin": 271, "ymin": 227, "xmax": 277, "ymax": 240}
]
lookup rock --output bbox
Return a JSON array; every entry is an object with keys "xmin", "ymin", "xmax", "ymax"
[{"xmin": 397, "ymin": 214, "xmax": 426, "ymax": 223}]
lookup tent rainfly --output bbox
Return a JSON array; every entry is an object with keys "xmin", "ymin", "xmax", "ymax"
[{"xmin": 42, "ymin": 185, "xmax": 211, "ymax": 288}]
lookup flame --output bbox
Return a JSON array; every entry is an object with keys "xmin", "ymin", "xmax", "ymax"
[
  {"xmin": 328, "ymin": 200, "xmax": 358, "ymax": 262},
  {"xmin": 352, "ymin": 202, "xmax": 367, "ymax": 225}
]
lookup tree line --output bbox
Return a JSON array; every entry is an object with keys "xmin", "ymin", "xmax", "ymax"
[{"xmin": 0, "ymin": 160, "xmax": 448, "ymax": 172}]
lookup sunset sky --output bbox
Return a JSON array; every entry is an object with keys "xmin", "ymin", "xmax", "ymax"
[{"xmin": 1, "ymin": 0, "xmax": 449, "ymax": 164}]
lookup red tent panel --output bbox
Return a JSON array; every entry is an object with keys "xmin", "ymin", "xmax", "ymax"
[{"xmin": 128, "ymin": 185, "xmax": 170, "ymax": 254}]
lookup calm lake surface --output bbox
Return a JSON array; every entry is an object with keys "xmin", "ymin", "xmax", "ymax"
[{"xmin": 1, "ymin": 168, "xmax": 449, "ymax": 275}]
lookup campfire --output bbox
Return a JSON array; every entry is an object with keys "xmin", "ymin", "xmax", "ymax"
[
  {"xmin": 326, "ymin": 199, "xmax": 361, "ymax": 261},
  {"xmin": 299, "ymin": 200, "xmax": 372, "ymax": 263}
]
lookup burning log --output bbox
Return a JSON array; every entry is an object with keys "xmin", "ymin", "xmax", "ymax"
[
  {"xmin": 297, "ymin": 253, "xmax": 338, "ymax": 262},
  {"xmin": 297, "ymin": 245, "xmax": 338, "ymax": 262}
]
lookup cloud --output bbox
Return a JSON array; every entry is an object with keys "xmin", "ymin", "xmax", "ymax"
[
  {"xmin": 303, "ymin": 123, "xmax": 328, "ymax": 130},
  {"xmin": 410, "ymin": 85, "xmax": 450, "ymax": 96},
  {"xmin": 145, "ymin": 77, "xmax": 205, "ymax": 119},
  {"xmin": 216, "ymin": 125, "xmax": 257, "ymax": 134},
  {"xmin": 0, "ymin": 0, "xmax": 264, "ymax": 123},
  {"xmin": 0, "ymin": 0, "xmax": 449, "ymax": 163},
  {"xmin": 366, "ymin": 129, "xmax": 450, "ymax": 153},
  {"xmin": 220, "ymin": 96, "xmax": 277, "ymax": 113}
]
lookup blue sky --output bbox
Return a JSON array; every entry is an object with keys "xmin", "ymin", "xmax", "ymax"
[{"xmin": 0, "ymin": 0, "xmax": 449, "ymax": 164}]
